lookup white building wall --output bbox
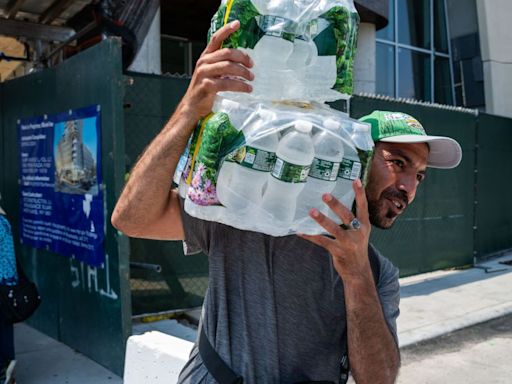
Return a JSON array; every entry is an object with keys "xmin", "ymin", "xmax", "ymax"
[
  {"xmin": 128, "ymin": 8, "xmax": 162, "ymax": 74},
  {"xmin": 353, "ymin": 22, "xmax": 376, "ymax": 95},
  {"xmin": 476, "ymin": 0, "xmax": 512, "ymax": 118}
]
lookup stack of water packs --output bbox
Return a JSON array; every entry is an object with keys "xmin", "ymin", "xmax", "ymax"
[{"xmin": 176, "ymin": 0, "xmax": 374, "ymax": 236}]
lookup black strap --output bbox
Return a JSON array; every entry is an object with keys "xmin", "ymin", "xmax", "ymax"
[{"xmin": 199, "ymin": 325, "xmax": 243, "ymax": 384}]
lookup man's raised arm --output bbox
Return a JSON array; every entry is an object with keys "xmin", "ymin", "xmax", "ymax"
[{"xmin": 111, "ymin": 20, "xmax": 254, "ymax": 240}]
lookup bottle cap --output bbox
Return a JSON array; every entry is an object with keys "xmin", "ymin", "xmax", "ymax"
[
  {"xmin": 353, "ymin": 122, "xmax": 370, "ymax": 132},
  {"xmin": 295, "ymin": 120, "xmax": 313, "ymax": 133},
  {"xmin": 324, "ymin": 118, "xmax": 340, "ymax": 131},
  {"xmin": 221, "ymin": 98, "xmax": 240, "ymax": 111}
]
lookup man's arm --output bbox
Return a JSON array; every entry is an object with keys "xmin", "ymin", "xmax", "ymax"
[
  {"xmin": 343, "ymin": 266, "xmax": 400, "ymax": 383},
  {"xmin": 111, "ymin": 20, "xmax": 254, "ymax": 240},
  {"xmin": 299, "ymin": 180, "xmax": 400, "ymax": 383}
]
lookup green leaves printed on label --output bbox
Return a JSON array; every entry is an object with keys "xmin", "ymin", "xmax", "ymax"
[
  {"xmin": 338, "ymin": 159, "xmax": 362, "ymax": 181},
  {"xmin": 271, "ymin": 158, "xmax": 310, "ymax": 183},
  {"xmin": 208, "ymin": 0, "xmax": 262, "ymax": 49},
  {"xmin": 309, "ymin": 158, "xmax": 341, "ymax": 181},
  {"xmin": 226, "ymin": 145, "xmax": 276, "ymax": 172}
]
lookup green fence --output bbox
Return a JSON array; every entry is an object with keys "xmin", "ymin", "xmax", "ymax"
[
  {"xmin": 0, "ymin": 39, "xmax": 130, "ymax": 375},
  {"xmin": 475, "ymin": 113, "xmax": 512, "ymax": 258}
]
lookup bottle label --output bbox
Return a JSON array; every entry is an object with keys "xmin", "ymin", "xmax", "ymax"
[
  {"xmin": 226, "ymin": 146, "xmax": 276, "ymax": 172},
  {"xmin": 258, "ymin": 15, "xmax": 298, "ymax": 42},
  {"xmin": 309, "ymin": 158, "xmax": 340, "ymax": 181},
  {"xmin": 271, "ymin": 157, "xmax": 310, "ymax": 183},
  {"xmin": 338, "ymin": 159, "xmax": 362, "ymax": 181}
]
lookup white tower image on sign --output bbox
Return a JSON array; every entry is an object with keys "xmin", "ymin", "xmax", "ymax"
[{"xmin": 55, "ymin": 119, "xmax": 97, "ymax": 193}]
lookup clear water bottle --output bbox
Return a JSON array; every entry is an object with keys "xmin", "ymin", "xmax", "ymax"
[
  {"xmin": 260, "ymin": 120, "xmax": 315, "ymax": 224},
  {"xmin": 304, "ymin": 54, "xmax": 337, "ymax": 99},
  {"xmin": 295, "ymin": 118, "xmax": 344, "ymax": 221},
  {"xmin": 329, "ymin": 123, "xmax": 365, "ymax": 221},
  {"xmin": 216, "ymin": 109, "xmax": 278, "ymax": 211},
  {"xmin": 287, "ymin": 36, "xmax": 314, "ymax": 69},
  {"xmin": 250, "ymin": 15, "xmax": 295, "ymax": 99},
  {"xmin": 286, "ymin": 35, "xmax": 315, "ymax": 98}
]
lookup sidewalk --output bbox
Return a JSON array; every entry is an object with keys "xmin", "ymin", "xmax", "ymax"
[
  {"xmin": 398, "ymin": 253, "xmax": 512, "ymax": 347},
  {"xmin": 14, "ymin": 253, "xmax": 512, "ymax": 383}
]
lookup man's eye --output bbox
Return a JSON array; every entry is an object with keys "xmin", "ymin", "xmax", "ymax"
[
  {"xmin": 391, "ymin": 159, "xmax": 404, "ymax": 168},
  {"xmin": 417, "ymin": 174, "xmax": 426, "ymax": 183}
]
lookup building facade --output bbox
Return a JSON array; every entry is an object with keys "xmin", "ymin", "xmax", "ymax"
[
  {"xmin": 141, "ymin": 0, "xmax": 511, "ymax": 117},
  {"xmin": 354, "ymin": 0, "xmax": 511, "ymax": 118}
]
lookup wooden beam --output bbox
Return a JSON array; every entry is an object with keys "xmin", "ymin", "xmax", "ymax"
[
  {"xmin": 39, "ymin": 0, "xmax": 74, "ymax": 25},
  {"xmin": 5, "ymin": 0, "xmax": 26, "ymax": 19},
  {"xmin": 0, "ymin": 18, "xmax": 75, "ymax": 41}
]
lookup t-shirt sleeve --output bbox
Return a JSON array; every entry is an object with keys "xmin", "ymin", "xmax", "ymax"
[
  {"xmin": 375, "ymin": 251, "xmax": 401, "ymax": 346},
  {"xmin": 179, "ymin": 197, "xmax": 211, "ymax": 256}
]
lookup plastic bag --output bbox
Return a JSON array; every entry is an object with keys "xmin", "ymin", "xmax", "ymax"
[
  {"xmin": 208, "ymin": 0, "xmax": 360, "ymax": 102},
  {"xmin": 176, "ymin": 95, "xmax": 373, "ymax": 236}
]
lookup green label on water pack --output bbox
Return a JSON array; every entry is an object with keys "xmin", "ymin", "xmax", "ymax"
[
  {"xmin": 309, "ymin": 158, "xmax": 340, "ymax": 181},
  {"xmin": 225, "ymin": 145, "xmax": 276, "ymax": 172},
  {"xmin": 258, "ymin": 15, "xmax": 298, "ymax": 42},
  {"xmin": 271, "ymin": 157, "xmax": 310, "ymax": 183},
  {"xmin": 338, "ymin": 159, "xmax": 362, "ymax": 181}
]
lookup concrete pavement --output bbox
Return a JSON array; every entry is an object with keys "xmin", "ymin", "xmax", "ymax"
[
  {"xmin": 398, "ymin": 253, "xmax": 512, "ymax": 348},
  {"xmin": 13, "ymin": 252, "xmax": 512, "ymax": 383},
  {"xmin": 397, "ymin": 313, "xmax": 512, "ymax": 383},
  {"xmin": 14, "ymin": 323, "xmax": 122, "ymax": 383}
]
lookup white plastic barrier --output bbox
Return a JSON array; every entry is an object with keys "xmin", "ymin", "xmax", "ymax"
[{"xmin": 124, "ymin": 331, "xmax": 194, "ymax": 384}]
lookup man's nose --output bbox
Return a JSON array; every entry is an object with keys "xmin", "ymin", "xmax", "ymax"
[{"xmin": 397, "ymin": 173, "xmax": 418, "ymax": 203}]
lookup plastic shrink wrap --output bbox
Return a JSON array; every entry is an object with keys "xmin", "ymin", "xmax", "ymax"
[{"xmin": 173, "ymin": 0, "xmax": 372, "ymax": 236}]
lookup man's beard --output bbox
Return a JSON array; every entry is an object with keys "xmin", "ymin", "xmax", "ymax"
[{"xmin": 367, "ymin": 188, "xmax": 409, "ymax": 229}]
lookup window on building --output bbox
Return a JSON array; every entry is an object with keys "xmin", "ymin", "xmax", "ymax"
[{"xmin": 376, "ymin": 0, "xmax": 455, "ymax": 104}]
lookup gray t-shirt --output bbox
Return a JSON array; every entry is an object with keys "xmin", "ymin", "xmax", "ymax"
[{"xmin": 177, "ymin": 203, "xmax": 400, "ymax": 384}]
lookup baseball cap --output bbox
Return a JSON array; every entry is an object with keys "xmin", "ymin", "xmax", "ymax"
[{"xmin": 359, "ymin": 110, "xmax": 462, "ymax": 169}]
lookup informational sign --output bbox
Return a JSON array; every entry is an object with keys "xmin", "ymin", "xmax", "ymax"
[{"xmin": 18, "ymin": 105, "xmax": 104, "ymax": 266}]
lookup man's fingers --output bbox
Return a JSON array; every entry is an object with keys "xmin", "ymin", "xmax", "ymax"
[
  {"xmin": 309, "ymin": 208, "xmax": 345, "ymax": 238},
  {"xmin": 353, "ymin": 179, "xmax": 369, "ymax": 224},
  {"xmin": 198, "ymin": 61, "xmax": 254, "ymax": 82},
  {"xmin": 214, "ymin": 78, "xmax": 253, "ymax": 94},
  {"xmin": 204, "ymin": 20, "xmax": 240, "ymax": 54},
  {"xmin": 297, "ymin": 233, "xmax": 334, "ymax": 250},
  {"xmin": 200, "ymin": 48, "xmax": 254, "ymax": 69},
  {"xmin": 321, "ymin": 194, "xmax": 354, "ymax": 226}
]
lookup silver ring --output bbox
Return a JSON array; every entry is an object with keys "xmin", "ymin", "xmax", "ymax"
[{"xmin": 349, "ymin": 218, "xmax": 361, "ymax": 230}]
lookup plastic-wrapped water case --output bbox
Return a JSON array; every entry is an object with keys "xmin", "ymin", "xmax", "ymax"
[
  {"xmin": 208, "ymin": 0, "xmax": 360, "ymax": 102},
  {"xmin": 175, "ymin": 96, "xmax": 374, "ymax": 236}
]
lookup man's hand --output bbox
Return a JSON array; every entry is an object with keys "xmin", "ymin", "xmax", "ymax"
[
  {"xmin": 181, "ymin": 20, "xmax": 254, "ymax": 122},
  {"xmin": 300, "ymin": 180, "xmax": 400, "ymax": 383},
  {"xmin": 299, "ymin": 179, "xmax": 371, "ymax": 281}
]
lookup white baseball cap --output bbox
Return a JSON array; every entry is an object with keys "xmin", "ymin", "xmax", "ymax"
[{"xmin": 359, "ymin": 110, "xmax": 462, "ymax": 169}]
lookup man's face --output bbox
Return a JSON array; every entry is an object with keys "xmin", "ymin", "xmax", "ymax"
[{"xmin": 365, "ymin": 141, "xmax": 429, "ymax": 229}]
